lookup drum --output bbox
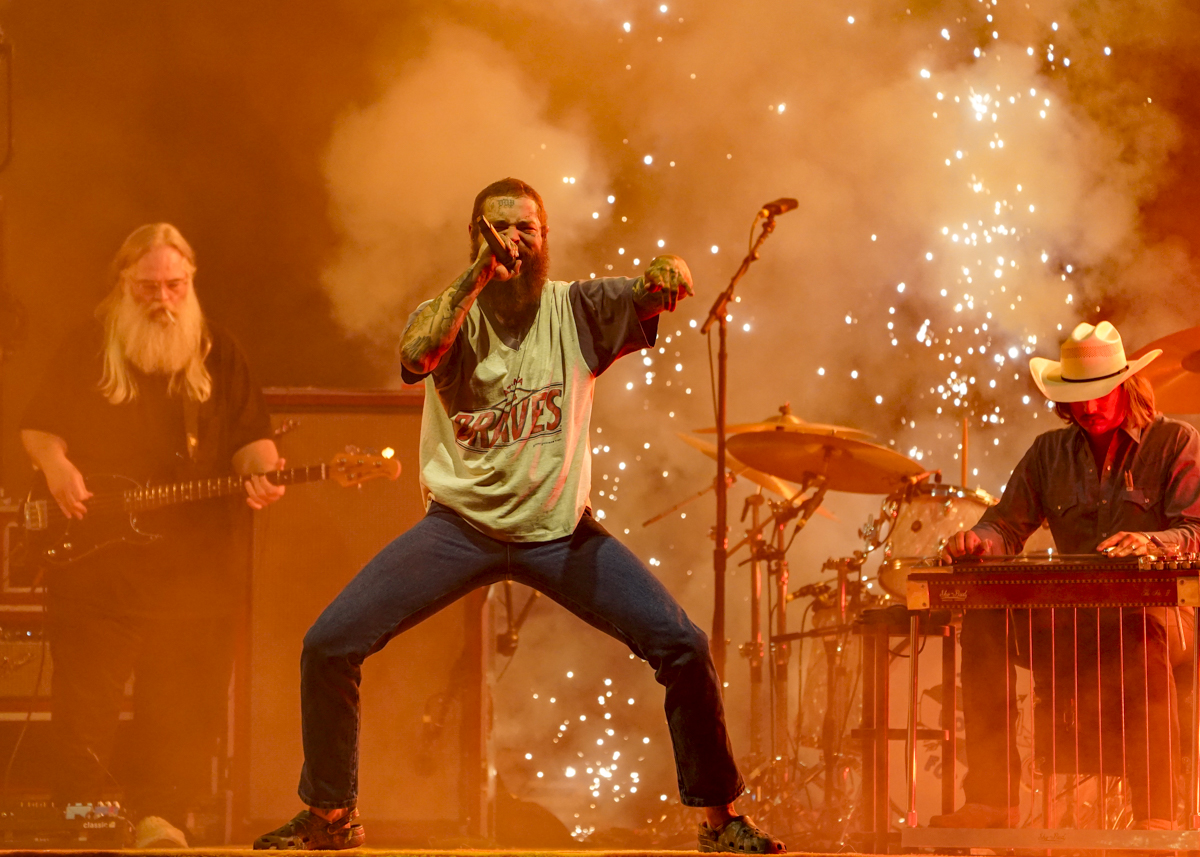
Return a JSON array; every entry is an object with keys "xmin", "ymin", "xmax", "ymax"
[{"xmin": 877, "ymin": 483, "xmax": 996, "ymax": 596}]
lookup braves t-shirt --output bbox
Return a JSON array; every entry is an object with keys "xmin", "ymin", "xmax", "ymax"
[{"xmin": 401, "ymin": 277, "xmax": 656, "ymax": 542}]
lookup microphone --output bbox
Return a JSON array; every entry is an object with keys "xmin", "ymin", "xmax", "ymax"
[
  {"xmin": 476, "ymin": 215, "xmax": 518, "ymax": 269},
  {"xmin": 760, "ymin": 198, "xmax": 798, "ymax": 217}
]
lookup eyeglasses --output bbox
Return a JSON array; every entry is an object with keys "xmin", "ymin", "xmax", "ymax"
[{"xmin": 132, "ymin": 277, "xmax": 190, "ymax": 297}]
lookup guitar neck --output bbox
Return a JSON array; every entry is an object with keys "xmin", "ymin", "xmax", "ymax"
[{"xmin": 125, "ymin": 465, "xmax": 329, "ymax": 512}]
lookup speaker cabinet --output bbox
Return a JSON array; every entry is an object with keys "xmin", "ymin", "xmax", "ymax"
[{"xmin": 233, "ymin": 389, "xmax": 492, "ymax": 845}]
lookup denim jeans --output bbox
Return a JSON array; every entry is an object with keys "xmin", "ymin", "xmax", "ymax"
[
  {"xmin": 47, "ymin": 579, "xmax": 234, "ymax": 828},
  {"xmin": 298, "ymin": 502, "xmax": 743, "ymax": 810}
]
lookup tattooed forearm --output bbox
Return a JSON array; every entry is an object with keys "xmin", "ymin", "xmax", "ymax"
[{"xmin": 399, "ymin": 265, "xmax": 488, "ymax": 374}]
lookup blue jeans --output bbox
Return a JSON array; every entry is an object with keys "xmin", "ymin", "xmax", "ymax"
[{"xmin": 298, "ymin": 502, "xmax": 744, "ymax": 809}]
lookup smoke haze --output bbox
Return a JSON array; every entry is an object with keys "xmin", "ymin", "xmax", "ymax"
[
  {"xmin": 312, "ymin": 0, "xmax": 1200, "ymax": 830},
  {"xmin": 322, "ymin": 23, "xmax": 608, "ymax": 341},
  {"xmin": 2, "ymin": 0, "xmax": 1199, "ymax": 840}
]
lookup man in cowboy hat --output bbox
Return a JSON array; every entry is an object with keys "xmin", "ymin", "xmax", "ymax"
[{"xmin": 932, "ymin": 321, "xmax": 1200, "ymax": 830}]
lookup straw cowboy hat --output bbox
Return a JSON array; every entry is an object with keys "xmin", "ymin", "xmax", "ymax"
[{"xmin": 1029, "ymin": 321, "xmax": 1161, "ymax": 403}]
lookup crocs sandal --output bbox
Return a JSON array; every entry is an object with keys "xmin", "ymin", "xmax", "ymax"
[
  {"xmin": 253, "ymin": 809, "xmax": 365, "ymax": 850},
  {"xmin": 698, "ymin": 815, "xmax": 786, "ymax": 853}
]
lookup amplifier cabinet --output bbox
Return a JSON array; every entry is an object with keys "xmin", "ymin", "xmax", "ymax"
[
  {"xmin": 0, "ymin": 502, "xmax": 48, "ymax": 705},
  {"xmin": 234, "ymin": 388, "xmax": 493, "ymax": 845},
  {"xmin": 0, "ymin": 636, "xmax": 50, "ymax": 701}
]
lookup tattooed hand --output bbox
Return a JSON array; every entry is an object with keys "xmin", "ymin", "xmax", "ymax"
[
  {"xmin": 633, "ymin": 255, "xmax": 695, "ymax": 319},
  {"xmin": 474, "ymin": 224, "xmax": 522, "ymax": 281}
]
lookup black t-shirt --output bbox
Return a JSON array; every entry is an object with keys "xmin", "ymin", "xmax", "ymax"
[{"xmin": 21, "ymin": 322, "xmax": 272, "ymax": 616}]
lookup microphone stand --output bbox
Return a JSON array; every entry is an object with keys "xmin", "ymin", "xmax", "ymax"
[{"xmin": 699, "ymin": 211, "xmax": 781, "ymax": 682}]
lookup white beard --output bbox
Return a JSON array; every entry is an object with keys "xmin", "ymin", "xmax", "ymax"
[{"xmin": 112, "ymin": 288, "xmax": 205, "ymax": 376}]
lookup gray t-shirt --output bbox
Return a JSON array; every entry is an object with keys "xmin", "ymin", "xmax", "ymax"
[{"xmin": 401, "ymin": 277, "xmax": 656, "ymax": 542}]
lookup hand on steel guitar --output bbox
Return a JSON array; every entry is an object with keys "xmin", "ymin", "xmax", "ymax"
[
  {"xmin": 940, "ymin": 530, "xmax": 996, "ymax": 564},
  {"xmin": 941, "ymin": 529, "xmax": 1157, "ymax": 562},
  {"xmin": 1096, "ymin": 530, "xmax": 1157, "ymax": 557}
]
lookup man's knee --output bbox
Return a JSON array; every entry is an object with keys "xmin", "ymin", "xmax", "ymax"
[
  {"xmin": 655, "ymin": 622, "xmax": 713, "ymax": 673},
  {"xmin": 302, "ymin": 616, "xmax": 361, "ymax": 668}
]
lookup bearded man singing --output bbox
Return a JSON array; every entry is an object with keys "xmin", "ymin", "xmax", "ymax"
[
  {"xmin": 255, "ymin": 178, "xmax": 784, "ymax": 853},
  {"xmin": 21, "ymin": 223, "xmax": 285, "ymax": 847}
]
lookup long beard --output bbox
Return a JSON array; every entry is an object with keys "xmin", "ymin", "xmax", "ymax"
[
  {"xmin": 516, "ymin": 241, "xmax": 549, "ymax": 292},
  {"xmin": 474, "ymin": 239, "xmax": 550, "ymax": 320},
  {"xmin": 113, "ymin": 289, "xmax": 205, "ymax": 375}
]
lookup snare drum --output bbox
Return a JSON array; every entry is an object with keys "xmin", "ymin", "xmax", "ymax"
[{"xmin": 877, "ymin": 483, "xmax": 996, "ymax": 596}]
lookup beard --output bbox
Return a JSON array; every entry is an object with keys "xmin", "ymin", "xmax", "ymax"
[
  {"xmin": 515, "ymin": 239, "xmax": 549, "ymax": 291},
  {"xmin": 472, "ymin": 236, "xmax": 550, "ymax": 320},
  {"xmin": 112, "ymin": 287, "xmax": 205, "ymax": 376}
]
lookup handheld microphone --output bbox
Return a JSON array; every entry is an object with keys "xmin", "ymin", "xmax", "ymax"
[
  {"xmin": 476, "ymin": 215, "xmax": 518, "ymax": 269},
  {"xmin": 760, "ymin": 198, "xmax": 798, "ymax": 217}
]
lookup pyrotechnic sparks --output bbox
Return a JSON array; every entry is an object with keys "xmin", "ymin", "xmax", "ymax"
[
  {"xmin": 308, "ymin": 0, "xmax": 1194, "ymax": 838},
  {"xmin": 500, "ymin": 1, "xmax": 1174, "ymax": 834},
  {"xmin": 511, "ymin": 666, "xmax": 661, "ymax": 840}
]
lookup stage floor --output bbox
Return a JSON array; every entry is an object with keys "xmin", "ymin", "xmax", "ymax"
[{"xmin": 0, "ymin": 850, "xmax": 859, "ymax": 857}]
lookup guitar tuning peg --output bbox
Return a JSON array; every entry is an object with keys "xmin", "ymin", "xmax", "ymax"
[{"xmin": 344, "ymin": 445, "xmax": 361, "ymax": 455}]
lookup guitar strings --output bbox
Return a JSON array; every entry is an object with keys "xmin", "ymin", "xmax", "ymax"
[{"xmin": 32, "ymin": 465, "xmax": 329, "ymax": 524}]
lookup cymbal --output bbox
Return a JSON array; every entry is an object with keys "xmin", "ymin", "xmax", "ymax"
[
  {"xmin": 694, "ymin": 403, "xmax": 872, "ymax": 439},
  {"xmin": 1130, "ymin": 326, "xmax": 1200, "ymax": 414},
  {"xmin": 677, "ymin": 433, "xmax": 837, "ymax": 521},
  {"xmin": 726, "ymin": 431, "xmax": 923, "ymax": 495}
]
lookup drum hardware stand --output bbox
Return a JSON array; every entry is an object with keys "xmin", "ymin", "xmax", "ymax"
[
  {"xmin": 731, "ymin": 480, "xmax": 831, "ymax": 812},
  {"xmin": 739, "ymin": 493, "xmax": 768, "ymax": 762},
  {"xmin": 741, "ymin": 502, "xmax": 795, "ymax": 781},
  {"xmin": 816, "ymin": 555, "xmax": 867, "ymax": 807},
  {"xmin": 765, "ymin": 545, "xmax": 877, "ymax": 846},
  {"xmin": 761, "ymin": 580, "xmax": 867, "ymax": 847},
  {"xmin": 769, "ymin": 522, "xmax": 792, "ymax": 772},
  {"xmin": 721, "ymin": 478, "xmax": 825, "ymax": 801},
  {"xmin": 699, "ymin": 206, "xmax": 786, "ymax": 682}
]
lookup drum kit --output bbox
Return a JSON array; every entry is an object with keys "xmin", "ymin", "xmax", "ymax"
[
  {"xmin": 642, "ymin": 403, "xmax": 1021, "ymax": 845},
  {"xmin": 651, "ymin": 402, "xmax": 997, "ymax": 613}
]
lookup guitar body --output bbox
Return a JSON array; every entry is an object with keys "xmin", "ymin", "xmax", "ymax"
[
  {"xmin": 24, "ymin": 474, "xmax": 164, "ymax": 566},
  {"xmin": 21, "ymin": 451, "xmax": 399, "ymax": 567}
]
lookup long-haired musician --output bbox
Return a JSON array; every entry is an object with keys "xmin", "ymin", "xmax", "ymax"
[
  {"xmin": 933, "ymin": 321, "xmax": 1200, "ymax": 830},
  {"xmin": 20, "ymin": 224, "xmax": 285, "ymax": 846}
]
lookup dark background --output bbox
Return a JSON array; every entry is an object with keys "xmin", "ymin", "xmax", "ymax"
[{"xmin": 0, "ymin": 1, "xmax": 406, "ymax": 490}]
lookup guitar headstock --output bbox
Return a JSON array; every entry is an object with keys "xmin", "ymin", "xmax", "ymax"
[{"xmin": 330, "ymin": 450, "xmax": 401, "ymax": 487}]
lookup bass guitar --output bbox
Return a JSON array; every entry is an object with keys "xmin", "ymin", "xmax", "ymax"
[{"xmin": 22, "ymin": 449, "xmax": 400, "ymax": 565}]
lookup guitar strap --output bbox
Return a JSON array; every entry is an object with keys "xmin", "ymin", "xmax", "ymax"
[{"xmin": 183, "ymin": 396, "xmax": 200, "ymax": 462}]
